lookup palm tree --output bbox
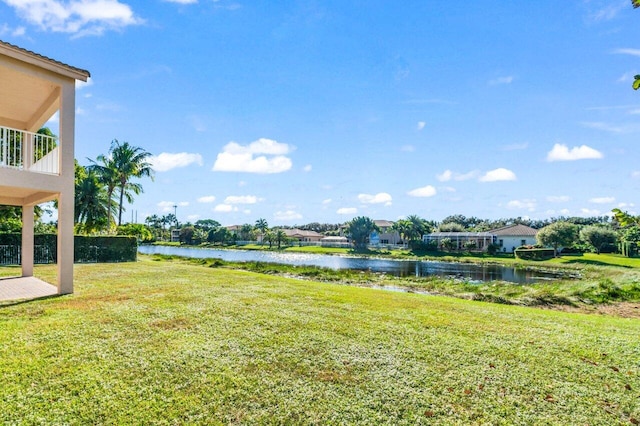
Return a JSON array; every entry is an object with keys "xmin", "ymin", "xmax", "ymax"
[
  {"xmin": 88, "ymin": 153, "xmax": 118, "ymax": 230},
  {"xmin": 275, "ymin": 229, "xmax": 287, "ymax": 249},
  {"xmin": 391, "ymin": 219, "xmax": 411, "ymax": 248},
  {"xmin": 108, "ymin": 140, "xmax": 154, "ymax": 226},
  {"xmin": 74, "ymin": 167, "xmax": 113, "ymax": 233},
  {"xmin": 255, "ymin": 218, "xmax": 268, "ymax": 245},
  {"xmin": 406, "ymin": 215, "xmax": 430, "ymax": 245}
]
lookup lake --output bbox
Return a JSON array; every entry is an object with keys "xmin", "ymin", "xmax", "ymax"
[{"xmin": 138, "ymin": 245, "xmax": 564, "ymax": 284}]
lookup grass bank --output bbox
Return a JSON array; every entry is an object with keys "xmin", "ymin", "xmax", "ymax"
[
  {"xmin": 0, "ymin": 258, "xmax": 638, "ymax": 424},
  {"xmin": 149, "ymin": 253, "xmax": 640, "ymax": 310}
]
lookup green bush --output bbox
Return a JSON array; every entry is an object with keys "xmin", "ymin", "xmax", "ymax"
[{"xmin": 514, "ymin": 247, "xmax": 555, "ymax": 261}]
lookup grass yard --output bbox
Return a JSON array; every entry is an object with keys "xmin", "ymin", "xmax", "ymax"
[{"xmin": 0, "ymin": 258, "xmax": 639, "ymax": 424}]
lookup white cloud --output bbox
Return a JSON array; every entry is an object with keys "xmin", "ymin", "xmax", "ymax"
[
  {"xmin": 489, "ymin": 76, "xmax": 514, "ymax": 85},
  {"xmin": 0, "ymin": 23, "xmax": 25, "ymax": 36},
  {"xmin": 274, "ymin": 210, "xmax": 303, "ymax": 221},
  {"xmin": 187, "ymin": 214, "xmax": 200, "ymax": 221},
  {"xmin": 164, "ymin": 0, "xmax": 197, "ymax": 4},
  {"xmin": 76, "ymin": 77, "xmax": 93, "ymax": 89},
  {"xmin": 224, "ymin": 195, "xmax": 259, "ymax": 205},
  {"xmin": 631, "ymin": 171, "xmax": 640, "ymax": 179},
  {"xmin": 197, "ymin": 195, "xmax": 216, "ymax": 203},
  {"xmin": 547, "ymin": 196, "xmax": 570, "ymax": 203},
  {"xmin": 407, "ymin": 185, "xmax": 437, "ymax": 198},
  {"xmin": 507, "ymin": 199, "xmax": 536, "ymax": 211},
  {"xmin": 157, "ymin": 201, "xmax": 188, "ymax": 212},
  {"xmin": 479, "ymin": 168, "xmax": 517, "ymax": 182},
  {"xmin": 560, "ymin": 208, "xmax": 571, "ymax": 215},
  {"xmin": 436, "ymin": 170, "xmax": 452, "ymax": 182},
  {"xmin": 150, "ymin": 152, "xmax": 203, "ymax": 172},
  {"xmin": 612, "ymin": 48, "xmax": 640, "ymax": 57},
  {"xmin": 337, "ymin": 207, "xmax": 357, "ymax": 215},
  {"xmin": 546, "ymin": 144, "xmax": 603, "ymax": 162},
  {"xmin": 417, "ymin": 121, "xmax": 426, "ymax": 130},
  {"xmin": 589, "ymin": 197, "xmax": 615, "ymax": 204},
  {"xmin": 580, "ymin": 208, "xmax": 601, "ymax": 216},
  {"xmin": 3, "ymin": 0, "xmax": 143, "ymax": 36},
  {"xmin": 581, "ymin": 121, "xmax": 624, "ymax": 133},
  {"xmin": 303, "ymin": 164, "xmax": 312, "ymax": 172},
  {"xmin": 322, "ymin": 199, "xmax": 332, "ymax": 205},
  {"xmin": 456, "ymin": 170, "xmax": 479, "ymax": 181},
  {"xmin": 589, "ymin": 4, "xmax": 625, "ymax": 22},
  {"xmin": 358, "ymin": 193, "xmax": 392, "ymax": 205},
  {"xmin": 214, "ymin": 204, "xmax": 237, "ymax": 212},
  {"xmin": 212, "ymin": 138, "xmax": 294, "ymax": 174},
  {"xmin": 401, "ymin": 145, "xmax": 415, "ymax": 152}
]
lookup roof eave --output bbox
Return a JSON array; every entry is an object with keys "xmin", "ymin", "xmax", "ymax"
[{"xmin": 0, "ymin": 40, "xmax": 90, "ymax": 81}]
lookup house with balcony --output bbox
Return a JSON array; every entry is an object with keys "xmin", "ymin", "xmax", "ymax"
[{"xmin": 0, "ymin": 41, "xmax": 90, "ymax": 295}]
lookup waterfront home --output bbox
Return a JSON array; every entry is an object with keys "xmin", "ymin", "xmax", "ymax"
[
  {"xmin": 423, "ymin": 231, "xmax": 495, "ymax": 252},
  {"xmin": 283, "ymin": 228, "xmax": 324, "ymax": 242},
  {"xmin": 489, "ymin": 224, "xmax": 538, "ymax": 253},
  {"xmin": 0, "ymin": 40, "xmax": 89, "ymax": 295},
  {"xmin": 422, "ymin": 224, "xmax": 539, "ymax": 253}
]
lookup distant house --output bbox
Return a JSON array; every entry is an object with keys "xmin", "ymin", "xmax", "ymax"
[
  {"xmin": 490, "ymin": 224, "xmax": 538, "ymax": 253},
  {"xmin": 283, "ymin": 228, "xmax": 324, "ymax": 242},
  {"xmin": 226, "ymin": 225, "xmax": 241, "ymax": 235},
  {"xmin": 423, "ymin": 232, "xmax": 495, "ymax": 251},
  {"xmin": 371, "ymin": 220, "xmax": 402, "ymax": 245},
  {"xmin": 422, "ymin": 224, "xmax": 539, "ymax": 253}
]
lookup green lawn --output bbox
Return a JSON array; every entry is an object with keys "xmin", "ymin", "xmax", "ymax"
[{"xmin": 1, "ymin": 259, "xmax": 638, "ymax": 424}]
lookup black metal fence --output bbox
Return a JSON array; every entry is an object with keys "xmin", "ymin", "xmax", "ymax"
[{"xmin": 0, "ymin": 235, "xmax": 137, "ymax": 265}]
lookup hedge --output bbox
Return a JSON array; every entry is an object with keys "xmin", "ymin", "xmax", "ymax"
[
  {"xmin": 514, "ymin": 248, "xmax": 555, "ymax": 261},
  {"xmin": 0, "ymin": 234, "xmax": 137, "ymax": 264}
]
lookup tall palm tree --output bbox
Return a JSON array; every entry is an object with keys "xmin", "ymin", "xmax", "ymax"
[
  {"xmin": 108, "ymin": 140, "xmax": 154, "ymax": 226},
  {"xmin": 88, "ymin": 153, "xmax": 118, "ymax": 230},
  {"xmin": 255, "ymin": 218, "xmax": 268, "ymax": 245},
  {"xmin": 391, "ymin": 219, "xmax": 411, "ymax": 248}
]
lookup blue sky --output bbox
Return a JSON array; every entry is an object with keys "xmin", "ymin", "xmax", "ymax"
[{"xmin": 2, "ymin": 0, "xmax": 640, "ymax": 226}]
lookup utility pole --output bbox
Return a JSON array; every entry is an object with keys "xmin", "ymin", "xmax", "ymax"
[{"xmin": 173, "ymin": 204, "xmax": 177, "ymax": 227}]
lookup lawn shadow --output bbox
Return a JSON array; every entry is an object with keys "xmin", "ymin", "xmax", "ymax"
[
  {"xmin": 561, "ymin": 258, "xmax": 632, "ymax": 268},
  {"xmin": 0, "ymin": 293, "xmax": 63, "ymax": 309}
]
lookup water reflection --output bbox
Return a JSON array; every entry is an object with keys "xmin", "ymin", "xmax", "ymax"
[{"xmin": 138, "ymin": 245, "xmax": 562, "ymax": 284}]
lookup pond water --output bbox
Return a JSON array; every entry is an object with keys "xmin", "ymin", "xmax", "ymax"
[{"xmin": 138, "ymin": 245, "xmax": 564, "ymax": 284}]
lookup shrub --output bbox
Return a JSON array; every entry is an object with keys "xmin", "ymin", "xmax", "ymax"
[{"xmin": 514, "ymin": 248, "xmax": 555, "ymax": 261}]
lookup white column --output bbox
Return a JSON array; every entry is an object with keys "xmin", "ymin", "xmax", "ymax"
[
  {"xmin": 57, "ymin": 80, "xmax": 76, "ymax": 294},
  {"xmin": 21, "ymin": 205, "xmax": 34, "ymax": 277}
]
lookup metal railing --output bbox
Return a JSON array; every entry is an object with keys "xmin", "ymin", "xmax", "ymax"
[{"xmin": 0, "ymin": 125, "xmax": 59, "ymax": 174}]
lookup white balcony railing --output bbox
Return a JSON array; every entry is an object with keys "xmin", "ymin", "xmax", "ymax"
[{"xmin": 0, "ymin": 125, "xmax": 59, "ymax": 175}]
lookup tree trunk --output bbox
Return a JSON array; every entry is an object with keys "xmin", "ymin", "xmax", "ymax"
[{"xmin": 118, "ymin": 184, "xmax": 125, "ymax": 226}]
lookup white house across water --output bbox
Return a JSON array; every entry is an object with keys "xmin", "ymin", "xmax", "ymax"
[{"xmin": 423, "ymin": 224, "xmax": 539, "ymax": 253}]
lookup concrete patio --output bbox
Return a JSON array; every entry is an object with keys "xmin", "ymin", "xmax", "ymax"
[{"xmin": 0, "ymin": 276, "xmax": 58, "ymax": 302}]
